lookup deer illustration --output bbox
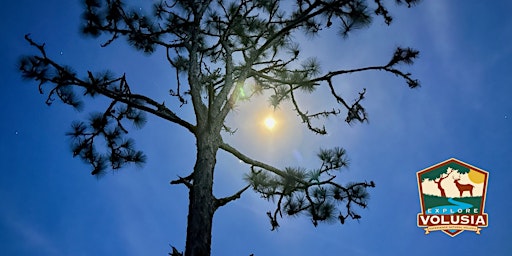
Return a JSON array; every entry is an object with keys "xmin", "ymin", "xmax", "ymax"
[{"xmin": 453, "ymin": 175, "xmax": 474, "ymax": 197}]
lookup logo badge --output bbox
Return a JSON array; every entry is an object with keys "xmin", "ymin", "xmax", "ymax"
[{"xmin": 417, "ymin": 158, "xmax": 489, "ymax": 236}]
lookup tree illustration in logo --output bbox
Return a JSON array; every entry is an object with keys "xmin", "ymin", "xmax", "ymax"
[{"xmin": 420, "ymin": 163, "xmax": 470, "ymax": 197}]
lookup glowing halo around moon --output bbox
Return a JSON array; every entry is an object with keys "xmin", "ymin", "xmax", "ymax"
[
  {"xmin": 467, "ymin": 169, "xmax": 486, "ymax": 184},
  {"xmin": 264, "ymin": 116, "xmax": 277, "ymax": 130}
]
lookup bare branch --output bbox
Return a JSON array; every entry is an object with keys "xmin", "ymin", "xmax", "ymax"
[
  {"xmin": 289, "ymin": 84, "xmax": 327, "ymax": 134},
  {"xmin": 170, "ymin": 173, "xmax": 194, "ymax": 189},
  {"xmin": 214, "ymin": 184, "xmax": 251, "ymax": 209},
  {"xmin": 219, "ymin": 142, "xmax": 287, "ymax": 178}
]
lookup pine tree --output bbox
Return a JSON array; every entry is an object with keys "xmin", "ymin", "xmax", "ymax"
[{"xmin": 19, "ymin": 0, "xmax": 421, "ymax": 255}]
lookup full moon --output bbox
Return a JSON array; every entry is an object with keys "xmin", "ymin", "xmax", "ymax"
[{"xmin": 264, "ymin": 116, "xmax": 276, "ymax": 130}]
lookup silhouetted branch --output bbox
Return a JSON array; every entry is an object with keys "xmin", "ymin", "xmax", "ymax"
[
  {"xmin": 219, "ymin": 142, "xmax": 287, "ymax": 178},
  {"xmin": 21, "ymin": 35, "xmax": 196, "ymax": 135},
  {"xmin": 20, "ymin": 35, "xmax": 198, "ymax": 175},
  {"xmin": 170, "ymin": 173, "xmax": 194, "ymax": 189},
  {"xmin": 289, "ymin": 84, "xmax": 327, "ymax": 134},
  {"xmin": 169, "ymin": 245, "xmax": 183, "ymax": 256},
  {"xmin": 220, "ymin": 140, "xmax": 376, "ymax": 229},
  {"xmin": 214, "ymin": 184, "xmax": 251, "ymax": 209}
]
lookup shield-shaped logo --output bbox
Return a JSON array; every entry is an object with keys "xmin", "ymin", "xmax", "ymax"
[{"xmin": 417, "ymin": 158, "xmax": 489, "ymax": 236}]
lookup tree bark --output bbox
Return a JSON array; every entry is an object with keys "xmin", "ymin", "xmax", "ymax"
[{"xmin": 185, "ymin": 129, "xmax": 219, "ymax": 256}]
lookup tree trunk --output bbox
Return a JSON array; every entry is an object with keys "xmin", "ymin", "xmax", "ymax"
[
  {"xmin": 185, "ymin": 130, "xmax": 219, "ymax": 256},
  {"xmin": 435, "ymin": 180, "xmax": 446, "ymax": 197}
]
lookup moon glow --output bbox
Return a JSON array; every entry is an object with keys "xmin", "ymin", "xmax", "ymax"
[{"xmin": 264, "ymin": 116, "xmax": 276, "ymax": 130}]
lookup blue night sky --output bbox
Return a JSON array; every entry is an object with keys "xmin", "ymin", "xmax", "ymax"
[{"xmin": 1, "ymin": 1, "xmax": 511, "ymax": 255}]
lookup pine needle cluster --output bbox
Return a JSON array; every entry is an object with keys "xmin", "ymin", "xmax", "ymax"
[{"xmin": 245, "ymin": 147, "xmax": 375, "ymax": 229}]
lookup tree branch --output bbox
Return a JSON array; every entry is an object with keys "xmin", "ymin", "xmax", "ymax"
[
  {"xmin": 214, "ymin": 184, "xmax": 251, "ymax": 209},
  {"xmin": 170, "ymin": 173, "xmax": 194, "ymax": 189},
  {"xmin": 22, "ymin": 35, "xmax": 197, "ymax": 135},
  {"xmin": 219, "ymin": 142, "xmax": 287, "ymax": 178}
]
